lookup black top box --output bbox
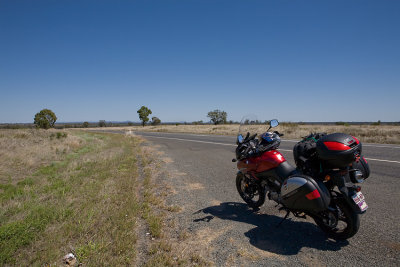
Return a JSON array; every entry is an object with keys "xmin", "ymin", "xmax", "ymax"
[{"xmin": 316, "ymin": 133, "xmax": 362, "ymax": 169}]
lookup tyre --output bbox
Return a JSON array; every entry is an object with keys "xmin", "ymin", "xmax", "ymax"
[
  {"xmin": 313, "ymin": 198, "xmax": 360, "ymax": 240},
  {"xmin": 236, "ymin": 172, "xmax": 265, "ymax": 209}
]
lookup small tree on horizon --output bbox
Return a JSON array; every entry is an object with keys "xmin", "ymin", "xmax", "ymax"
[
  {"xmin": 207, "ymin": 109, "xmax": 227, "ymax": 125},
  {"xmin": 137, "ymin": 106, "xmax": 152, "ymax": 127},
  {"xmin": 99, "ymin": 120, "xmax": 106, "ymax": 127},
  {"xmin": 34, "ymin": 109, "xmax": 57, "ymax": 129},
  {"xmin": 151, "ymin": 116, "xmax": 161, "ymax": 126}
]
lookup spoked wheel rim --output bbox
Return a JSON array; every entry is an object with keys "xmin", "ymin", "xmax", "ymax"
[
  {"xmin": 240, "ymin": 178, "xmax": 261, "ymax": 202},
  {"xmin": 314, "ymin": 198, "xmax": 360, "ymax": 240},
  {"xmin": 321, "ymin": 207, "xmax": 349, "ymax": 234},
  {"xmin": 236, "ymin": 173, "xmax": 266, "ymax": 208},
  {"xmin": 332, "ymin": 206, "xmax": 351, "ymax": 233}
]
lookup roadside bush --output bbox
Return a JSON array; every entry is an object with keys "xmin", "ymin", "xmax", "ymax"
[
  {"xmin": 50, "ymin": 132, "xmax": 68, "ymax": 140},
  {"xmin": 151, "ymin": 117, "xmax": 161, "ymax": 126},
  {"xmin": 336, "ymin": 122, "xmax": 349, "ymax": 126}
]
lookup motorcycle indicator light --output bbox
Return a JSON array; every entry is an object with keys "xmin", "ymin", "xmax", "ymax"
[
  {"xmin": 351, "ymin": 136, "xmax": 360, "ymax": 145},
  {"xmin": 324, "ymin": 175, "xmax": 331, "ymax": 182},
  {"xmin": 305, "ymin": 189, "xmax": 321, "ymax": 200},
  {"xmin": 356, "ymin": 186, "xmax": 362, "ymax": 192}
]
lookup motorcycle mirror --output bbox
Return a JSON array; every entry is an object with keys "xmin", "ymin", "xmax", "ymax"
[{"xmin": 237, "ymin": 134, "xmax": 244, "ymax": 144}]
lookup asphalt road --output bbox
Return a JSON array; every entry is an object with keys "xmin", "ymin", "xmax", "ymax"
[{"xmin": 134, "ymin": 131, "xmax": 400, "ymax": 266}]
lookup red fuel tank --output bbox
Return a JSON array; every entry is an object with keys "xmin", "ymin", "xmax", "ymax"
[{"xmin": 237, "ymin": 150, "xmax": 287, "ymax": 173}]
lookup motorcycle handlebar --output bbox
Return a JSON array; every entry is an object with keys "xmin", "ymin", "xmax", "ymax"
[{"xmin": 249, "ymin": 133, "xmax": 257, "ymax": 140}]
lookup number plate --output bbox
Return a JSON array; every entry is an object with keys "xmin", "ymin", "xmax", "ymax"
[{"xmin": 352, "ymin": 191, "xmax": 368, "ymax": 212}]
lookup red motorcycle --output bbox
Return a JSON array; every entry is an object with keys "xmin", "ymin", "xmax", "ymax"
[{"xmin": 233, "ymin": 116, "xmax": 370, "ymax": 239}]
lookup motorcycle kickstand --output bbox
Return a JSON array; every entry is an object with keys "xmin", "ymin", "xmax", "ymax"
[{"xmin": 276, "ymin": 210, "xmax": 290, "ymax": 227}]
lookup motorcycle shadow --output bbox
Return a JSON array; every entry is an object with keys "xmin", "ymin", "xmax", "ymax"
[{"xmin": 193, "ymin": 202, "xmax": 349, "ymax": 255}]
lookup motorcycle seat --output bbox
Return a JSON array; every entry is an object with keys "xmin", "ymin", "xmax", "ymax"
[{"xmin": 276, "ymin": 161, "xmax": 298, "ymax": 180}]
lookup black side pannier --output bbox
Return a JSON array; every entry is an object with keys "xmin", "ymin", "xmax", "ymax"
[{"xmin": 281, "ymin": 174, "xmax": 331, "ymax": 212}]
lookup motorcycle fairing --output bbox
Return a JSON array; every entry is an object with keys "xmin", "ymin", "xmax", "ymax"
[{"xmin": 237, "ymin": 150, "xmax": 286, "ymax": 173}]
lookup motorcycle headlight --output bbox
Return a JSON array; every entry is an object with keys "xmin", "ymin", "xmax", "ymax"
[{"xmin": 350, "ymin": 169, "xmax": 364, "ymax": 183}]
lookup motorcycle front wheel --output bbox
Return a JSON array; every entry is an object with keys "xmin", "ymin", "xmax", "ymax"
[
  {"xmin": 313, "ymin": 198, "xmax": 360, "ymax": 240},
  {"xmin": 236, "ymin": 172, "xmax": 265, "ymax": 209}
]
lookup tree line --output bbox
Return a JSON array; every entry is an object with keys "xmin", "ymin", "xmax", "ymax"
[
  {"xmin": 1, "ymin": 108, "xmax": 395, "ymax": 129},
  {"xmin": 28, "ymin": 107, "xmax": 230, "ymax": 129}
]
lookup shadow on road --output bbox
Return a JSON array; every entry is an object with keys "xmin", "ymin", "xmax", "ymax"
[{"xmin": 193, "ymin": 202, "xmax": 349, "ymax": 255}]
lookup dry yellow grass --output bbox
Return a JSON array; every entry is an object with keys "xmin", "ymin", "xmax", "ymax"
[
  {"xmin": 91, "ymin": 124, "xmax": 400, "ymax": 144},
  {"xmin": 0, "ymin": 129, "xmax": 86, "ymax": 184}
]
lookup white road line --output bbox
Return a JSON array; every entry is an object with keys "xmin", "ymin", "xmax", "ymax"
[
  {"xmin": 140, "ymin": 134, "xmax": 400, "ymax": 164},
  {"xmin": 143, "ymin": 135, "xmax": 235, "ymax": 147},
  {"xmin": 137, "ymin": 132, "xmax": 400, "ymax": 149},
  {"xmin": 363, "ymin": 144, "xmax": 400, "ymax": 149},
  {"xmin": 364, "ymin": 158, "xmax": 400, "ymax": 164}
]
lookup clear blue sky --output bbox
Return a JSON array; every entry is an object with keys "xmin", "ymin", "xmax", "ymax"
[{"xmin": 1, "ymin": 0, "xmax": 399, "ymax": 123}]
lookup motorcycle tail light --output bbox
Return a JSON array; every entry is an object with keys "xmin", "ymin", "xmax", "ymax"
[
  {"xmin": 356, "ymin": 186, "xmax": 362, "ymax": 192},
  {"xmin": 324, "ymin": 175, "xmax": 331, "ymax": 182},
  {"xmin": 306, "ymin": 189, "xmax": 321, "ymax": 200}
]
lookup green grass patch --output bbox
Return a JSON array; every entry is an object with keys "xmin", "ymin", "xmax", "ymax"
[
  {"xmin": 0, "ymin": 205, "xmax": 71, "ymax": 264},
  {"xmin": 75, "ymin": 241, "xmax": 99, "ymax": 261},
  {"xmin": 0, "ymin": 183, "xmax": 24, "ymax": 201}
]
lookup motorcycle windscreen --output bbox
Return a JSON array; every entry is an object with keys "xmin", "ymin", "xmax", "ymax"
[
  {"xmin": 238, "ymin": 114, "xmax": 259, "ymax": 138},
  {"xmin": 281, "ymin": 175, "xmax": 330, "ymax": 212}
]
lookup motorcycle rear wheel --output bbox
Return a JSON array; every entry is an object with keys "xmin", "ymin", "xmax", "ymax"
[
  {"xmin": 313, "ymin": 198, "xmax": 360, "ymax": 240},
  {"xmin": 236, "ymin": 172, "xmax": 265, "ymax": 209}
]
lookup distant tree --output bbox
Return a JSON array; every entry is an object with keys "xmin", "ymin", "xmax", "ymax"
[
  {"xmin": 99, "ymin": 120, "xmax": 106, "ymax": 127},
  {"xmin": 137, "ymin": 106, "xmax": 152, "ymax": 127},
  {"xmin": 192, "ymin": 120, "xmax": 203, "ymax": 125},
  {"xmin": 151, "ymin": 116, "xmax": 161, "ymax": 126},
  {"xmin": 82, "ymin": 121, "xmax": 89, "ymax": 128},
  {"xmin": 34, "ymin": 109, "xmax": 57, "ymax": 129},
  {"xmin": 128, "ymin": 122, "xmax": 134, "ymax": 126},
  {"xmin": 207, "ymin": 109, "xmax": 227, "ymax": 125},
  {"xmin": 372, "ymin": 120, "xmax": 382, "ymax": 126}
]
